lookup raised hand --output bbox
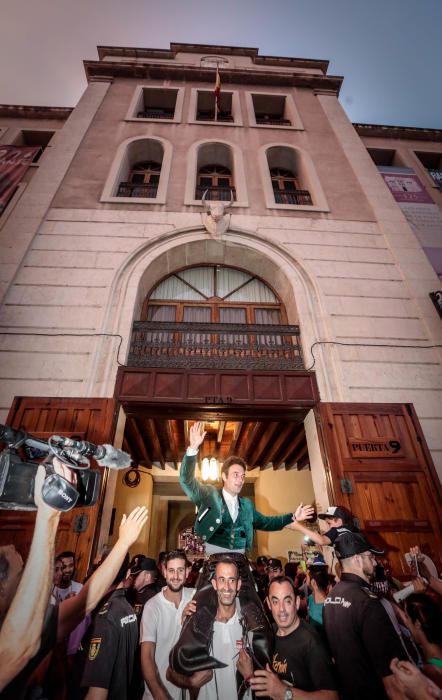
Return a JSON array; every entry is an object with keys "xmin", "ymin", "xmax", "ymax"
[
  {"xmin": 118, "ymin": 506, "xmax": 149, "ymax": 547},
  {"xmin": 294, "ymin": 503, "xmax": 315, "ymax": 522},
  {"xmin": 189, "ymin": 421, "xmax": 206, "ymax": 450}
]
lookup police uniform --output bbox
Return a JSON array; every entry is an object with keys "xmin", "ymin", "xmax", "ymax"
[
  {"xmin": 81, "ymin": 588, "xmax": 138, "ymax": 700},
  {"xmin": 323, "ymin": 573, "xmax": 406, "ymax": 700}
]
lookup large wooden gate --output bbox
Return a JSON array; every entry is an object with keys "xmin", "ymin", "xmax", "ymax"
[
  {"xmin": 0, "ymin": 397, "xmax": 116, "ymax": 581},
  {"xmin": 319, "ymin": 402, "xmax": 442, "ymax": 574}
]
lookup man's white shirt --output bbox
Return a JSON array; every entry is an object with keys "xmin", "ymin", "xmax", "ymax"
[
  {"xmin": 198, "ymin": 611, "xmax": 251, "ymax": 700},
  {"xmin": 140, "ymin": 586, "xmax": 195, "ymax": 700}
]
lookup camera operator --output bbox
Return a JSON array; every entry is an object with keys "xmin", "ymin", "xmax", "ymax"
[
  {"xmin": 0, "ymin": 458, "xmax": 70, "ymax": 690},
  {"xmin": 0, "ymin": 456, "xmax": 148, "ymax": 698}
]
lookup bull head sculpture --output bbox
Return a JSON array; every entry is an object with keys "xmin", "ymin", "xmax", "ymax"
[{"xmin": 201, "ymin": 188, "xmax": 234, "ymax": 237}]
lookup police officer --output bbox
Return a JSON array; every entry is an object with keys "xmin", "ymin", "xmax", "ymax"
[
  {"xmin": 79, "ymin": 553, "xmax": 138, "ymax": 700},
  {"xmin": 323, "ymin": 532, "xmax": 407, "ymax": 700}
]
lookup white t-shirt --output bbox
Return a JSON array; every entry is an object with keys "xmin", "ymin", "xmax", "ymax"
[
  {"xmin": 140, "ymin": 586, "xmax": 195, "ymax": 700},
  {"xmin": 198, "ymin": 611, "xmax": 251, "ymax": 700},
  {"xmin": 52, "ymin": 580, "xmax": 83, "ymax": 602}
]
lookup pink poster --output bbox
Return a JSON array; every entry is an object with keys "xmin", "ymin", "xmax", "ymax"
[
  {"xmin": 0, "ymin": 145, "xmax": 41, "ymax": 212},
  {"xmin": 380, "ymin": 168, "xmax": 434, "ymax": 204}
]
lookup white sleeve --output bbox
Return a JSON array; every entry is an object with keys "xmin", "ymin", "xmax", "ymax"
[{"xmin": 140, "ymin": 599, "xmax": 159, "ymax": 643}]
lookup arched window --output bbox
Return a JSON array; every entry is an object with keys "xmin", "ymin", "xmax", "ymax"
[
  {"xmin": 118, "ymin": 161, "xmax": 161, "ymax": 198},
  {"xmin": 266, "ymin": 147, "xmax": 312, "ymax": 205},
  {"xmin": 115, "ymin": 138, "xmax": 164, "ymax": 199},
  {"xmin": 196, "ymin": 164, "xmax": 235, "ymax": 201},
  {"xmin": 129, "ymin": 265, "xmax": 302, "ymax": 369}
]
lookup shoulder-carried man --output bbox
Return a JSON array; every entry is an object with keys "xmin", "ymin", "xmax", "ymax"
[{"xmin": 172, "ymin": 422, "xmax": 313, "ymax": 676}]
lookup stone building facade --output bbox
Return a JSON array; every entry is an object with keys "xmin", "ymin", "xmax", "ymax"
[{"xmin": 0, "ymin": 44, "xmax": 440, "ymax": 572}]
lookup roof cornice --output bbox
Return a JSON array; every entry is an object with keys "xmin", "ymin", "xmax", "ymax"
[
  {"xmin": 354, "ymin": 122, "xmax": 442, "ymax": 142},
  {"xmin": 84, "ymin": 60, "xmax": 342, "ymax": 95},
  {"xmin": 97, "ymin": 43, "xmax": 330, "ymax": 73},
  {"xmin": 0, "ymin": 104, "xmax": 72, "ymax": 119}
]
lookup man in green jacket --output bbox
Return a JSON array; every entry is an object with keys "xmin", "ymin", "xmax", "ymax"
[
  {"xmin": 171, "ymin": 422, "xmax": 313, "ymax": 676},
  {"xmin": 180, "ymin": 421, "xmax": 313, "ymax": 555}
]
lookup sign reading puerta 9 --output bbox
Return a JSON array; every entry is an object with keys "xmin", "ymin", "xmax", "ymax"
[{"xmin": 347, "ymin": 437, "xmax": 403, "ymax": 459}]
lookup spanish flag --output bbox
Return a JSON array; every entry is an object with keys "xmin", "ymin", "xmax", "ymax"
[{"xmin": 214, "ymin": 67, "xmax": 221, "ymax": 115}]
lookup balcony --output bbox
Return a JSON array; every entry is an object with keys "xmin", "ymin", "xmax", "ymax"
[
  {"xmin": 137, "ymin": 109, "xmax": 174, "ymax": 119},
  {"xmin": 256, "ymin": 116, "xmax": 291, "ymax": 126},
  {"xmin": 127, "ymin": 321, "xmax": 304, "ymax": 370},
  {"xmin": 117, "ymin": 183, "xmax": 158, "ymax": 198},
  {"xmin": 196, "ymin": 111, "xmax": 234, "ymax": 122},
  {"xmin": 195, "ymin": 186, "xmax": 236, "ymax": 201},
  {"xmin": 274, "ymin": 189, "xmax": 312, "ymax": 205}
]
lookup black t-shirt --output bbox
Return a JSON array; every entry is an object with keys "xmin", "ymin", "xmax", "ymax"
[
  {"xmin": 80, "ymin": 588, "xmax": 138, "ymax": 700},
  {"xmin": 324, "ymin": 526, "xmax": 351, "ymax": 543},
  {"xmin": 1, "ymin": 603, "xmax": 58, "ymax": 700},
  {"xmin": 323, "ymin": 573, "xmax": 406, "ymax": 700},
  {"xmin": 272, "ymin": 619, "xmax": 337, "ymax": 692}
]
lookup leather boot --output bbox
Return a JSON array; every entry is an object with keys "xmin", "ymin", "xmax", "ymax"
[{"xmin": 169, "ymin": 561, "xmax": 226, "ymax": 675}]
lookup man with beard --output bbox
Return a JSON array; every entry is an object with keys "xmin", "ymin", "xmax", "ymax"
[
  {"xmin": 140, "ymin": 551, "xmax": 195, "ymax": 700},
  {"xmin": 323, "ymin": 532, "xmax": 408, "ymax": 700},
  {"xmin": 53, "ymin": 551, "xmax": 82, "ymax": 601},
  {"xmin": 128, "ymin": 557, "xmax": 160, "ymax": 619},
  {"xmin": 168, "ymin": 558, "xmax": 253, "ymax": 700},
  {"xmin": 172, "ymin": 421, "xmax": 313, "ymax": 676}
]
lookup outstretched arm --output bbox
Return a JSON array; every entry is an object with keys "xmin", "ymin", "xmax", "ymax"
[
  {"xmin": 253, "ymin": 503, "xmax": 315, "ymax": 533},
  {"xmin": 58, "ymin": 506, "xmax": 148, "ymax": 640},
  {"xmin": 179, "ymin": 421, "xmax": 208, "ymax": 504},
  {"xmin": 286, "ymin": 504, "xmax": 332, "ymax": 545},
  {"xmin": 0, "ymin": 459, "xmax": 70, "ymax": 690}
]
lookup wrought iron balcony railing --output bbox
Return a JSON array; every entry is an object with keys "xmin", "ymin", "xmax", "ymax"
[
  {"xmin": 196, "ymin": 111, "xmax": 234, "ymax": 122},
  {"xmin": 274, "ymin": 188, "xmax": 313, "ymax": 205},
  {"xmin": 117, "ymin": 183, "xmax": 158, "ymax": 198},
  {"xmin": 195, "ymin": 186, "xmax": 236, "ymax": 201},
  {"xmin": 127, "ymin": 321, "xmax": 304, "ymax": 370},
  {"xmin": 256, "ymin": 116, "xmax": 292, "ymax": 126},
  {"xmin": 137, "ymin": 110, "xmax": 175, "ymax": 119}
]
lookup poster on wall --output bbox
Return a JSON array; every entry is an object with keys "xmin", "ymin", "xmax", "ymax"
[
  {"xmin": 379, "ymin": 166, "xmax": 442, "ymax": 278},
  {"xmin": 0, "ymin": 145, "xmax": 40, "ymax": 212}
]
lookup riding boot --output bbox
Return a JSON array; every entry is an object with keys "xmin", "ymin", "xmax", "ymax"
[{"xmin": 169, "ymin": 560, "xmax": 227, "ymax": 675}]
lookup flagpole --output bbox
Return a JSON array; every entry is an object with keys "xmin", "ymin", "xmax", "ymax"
[{"xmin": 214, "ymin": 61, "xmax": 220, "ymax": 122}]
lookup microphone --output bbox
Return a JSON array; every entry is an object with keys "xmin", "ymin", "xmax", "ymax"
[{"xmin": 48, "ymin": 436, "xmax": 132, "ymax": 470}]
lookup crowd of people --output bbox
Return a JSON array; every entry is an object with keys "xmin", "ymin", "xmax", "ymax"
[{"xmin": 0, "ymin": 423, "xmax": 441, "ymax": 700}]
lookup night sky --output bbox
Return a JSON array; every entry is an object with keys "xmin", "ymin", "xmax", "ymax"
[{"xmin": 0, "ymin": 0, "xmax": 440, "ymax": 129}]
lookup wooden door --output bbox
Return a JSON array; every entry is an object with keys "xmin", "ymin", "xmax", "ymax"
[
  {"xmin": 319, "ymin": 402, "xmax": 442, "ymax": 575},
  {"xmin": 0, "ymin": 397, "xmax": 116, "ymax": 581}
]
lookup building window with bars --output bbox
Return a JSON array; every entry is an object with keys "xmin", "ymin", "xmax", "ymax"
[
  {"xmin": 117, "ymin": 161, "xmax": 161, "ymax": 198},
  {"xmin": 270, "ymin": 167, "xmax": 312, "ymax": 205},
  {"xmin": 196, "ymin": 164, "xmax": 236, "ymax": 201}
]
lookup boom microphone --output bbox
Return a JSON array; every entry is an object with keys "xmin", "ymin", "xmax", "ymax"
[{"xmin": 48, "ymin": 436, "xmax": 132, "ymax": 470}]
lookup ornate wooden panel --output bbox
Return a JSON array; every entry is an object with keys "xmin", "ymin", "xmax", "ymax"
[
  {"xmin": 115, "ymin": 367, "xmax": 319, "ymax": 410},
  {"xmin": 0, "ymin": 397, "xmax": 116, "ymax": 581},
  {"xmin": 319, "ymin": 402, "xmax": 442, "ymax": 575}
]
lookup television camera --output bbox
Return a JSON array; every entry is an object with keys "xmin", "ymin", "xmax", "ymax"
[{"xmin": 0, "ymin": 424, "xmax": 131, "ymax": 511}]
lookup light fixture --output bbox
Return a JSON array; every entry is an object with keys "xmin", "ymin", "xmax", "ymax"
[{"xmin": 201, "ymin": 457, "xmax": 219, "ymax": 481}]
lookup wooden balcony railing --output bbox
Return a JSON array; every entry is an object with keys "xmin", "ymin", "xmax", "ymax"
[
  {"xmin": 274, "ymin": 189, "xmax": 313, "ymax": 205},
  {"xmin": 117, "ymin": 183, "xmax": 158, "ymax": 198},
  {"xmin": 127, "ymin": 321, "xmax": 304, "ymax": 370},
  {"xmin": 195, "ymin": 186, "xmax": 236, "ymax": 201}
]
